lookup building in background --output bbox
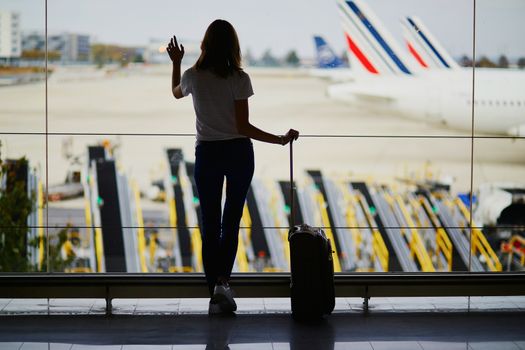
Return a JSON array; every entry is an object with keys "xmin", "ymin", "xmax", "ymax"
[
  {"xmin": 53, "ymin": 33, "xmax": 90, "ymax": 62},
  {"xmin": 22, "ymin": 32, "xmax": 90, "ymax": 63},
  {"xmin": 0, "ymin": 11, "xmax": 22, "ymax": 64}
]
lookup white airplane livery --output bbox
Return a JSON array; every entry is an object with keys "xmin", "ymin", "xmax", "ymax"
[
  {"xmin": 401, "ymin": 16, "xmax": 459, "ymax": 70},
  {"xmin": 328, "ymin": 0, "xmax": 525, "ymax": 136}
]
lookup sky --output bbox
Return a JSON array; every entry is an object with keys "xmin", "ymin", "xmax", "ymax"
[{"xmin": 2, "ymin": 0, "xmax": 524, "ymax": 60}]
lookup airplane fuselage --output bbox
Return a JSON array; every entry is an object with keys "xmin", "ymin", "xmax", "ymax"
[{"xmin": 328, "ymin": 68, "xmax": 525, "ymax": 135}]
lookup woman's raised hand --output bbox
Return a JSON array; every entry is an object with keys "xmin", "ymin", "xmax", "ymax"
[
  {"xmin": 283, "ymin": 129, "xmax": 300, "ymax": 145},
  {"xmin": 166, "ymin": 36, "xmax": 185, "ymax": 63}
]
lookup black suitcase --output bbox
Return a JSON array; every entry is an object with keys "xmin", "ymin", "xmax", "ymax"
[{"xmin": 287, "ymin": 141, "xmax": 335, "ymax": 320}]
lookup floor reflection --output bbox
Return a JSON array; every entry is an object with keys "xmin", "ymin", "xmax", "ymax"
[{"xmin": 0, "ymin": 312, "xmax": 524, "ymax": 349}]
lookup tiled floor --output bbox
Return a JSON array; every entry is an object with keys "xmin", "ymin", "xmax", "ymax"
[{"xmin": 0, "ymin": 297, "xmax": 524, "ymax": 349}]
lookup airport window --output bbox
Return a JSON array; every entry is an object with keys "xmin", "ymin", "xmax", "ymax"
[{"xmin": 0, "ymin": 0, "xmax": 523, "ymax": 279}]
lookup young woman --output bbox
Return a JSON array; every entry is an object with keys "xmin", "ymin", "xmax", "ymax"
[{"xmin": 167, "ymin": 19, "xmax": 299, "ymax": 315}]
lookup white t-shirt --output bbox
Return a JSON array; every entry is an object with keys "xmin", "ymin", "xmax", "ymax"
[{"xmin": 180, "ymin": 67, "xmax": 254, "ymax": 142}]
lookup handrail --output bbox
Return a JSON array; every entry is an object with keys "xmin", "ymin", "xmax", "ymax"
[
  {"xmin": 37, "ymin": 180, "xmax": 45, "ymax": 270},
  {"xmin": 315, "ymin": 192, "xmax": 342, "ymax": 272},
  {"xmin": 149, "ymin": 232, "xmax": 157, "ymax": 269},
  {"xmin": 436, "ymin": 228, "xmax": 453, "ymax": 271},
  {"xmin": 191, "ymin": 227, "xmax": 204, "ymax": 272},
  {"xmin": 132, "ymin": 180, "xmax": 148, "ymax": 273},
  {"xmin": 454, "ymin": 198, "xmax": 502, "ymax": 272},
  {"xmin": 372, "ymin": 230, "xmax": 389, "ymax": 271},
  {"xmin": 86, "ymin": 173, "xmax": 104, "ymax": 273},
  {"xmin": 242, "ymin": 204, "xmax": 252, "ymax": 238},
  {"xmin": 340, "ymin": 186, "xmax": 362, "ymax": 257},
  {"xmin": 391, "ymin": 194, "xmax": 435, "ymax": 272},
  {"xmin": 240, "ymin": 203, "xmax": 255, "ymax": 271},
  {"xmin": 346, "ymin": 203, "xmax": 362, "ymax": 248},
  {"xmin": 83, "ymin": 189, "xmax": 95, "ymax": 272},
  {"xmin": 168, "ymin": 197, "xmax": 179, "ymax": 270},
  {"xmin": 418, "ymin": 196, "xmax": 453, "ymax": 271},
  {"xmin": 94, "ymin": 227, "xmax": 104, "ymax": 273},
  {"xmin": 355, "ymin": 192, "xmax": 389, "ymax": 271},
  {"xmin": 471, "ymin": 229, "xmax": 503, "ymax": 272}
]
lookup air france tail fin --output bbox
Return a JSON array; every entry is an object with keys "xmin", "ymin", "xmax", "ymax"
[
  {"xmin": 336, "ymin": 0, "xmax": 414, "ymax": 75},
  {"xmin": 401, "ymin": 16, "xmax": 459, "ymax": 70},
  {"xmin": 313, "ymin": 35, "xmax": 345, "ymax": 69}
]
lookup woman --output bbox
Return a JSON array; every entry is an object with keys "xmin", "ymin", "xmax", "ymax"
[{"xmin": 167, "ymin": 19, "xmax": 299, "ymax": 315}]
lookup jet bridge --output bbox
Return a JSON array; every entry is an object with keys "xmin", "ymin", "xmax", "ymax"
[
  {"xmin": 341, "ymin": 184, "xmax": 389, "ymax": 272},
  {"xmin": 439, "ymin": 192, "xmax": 502, "ymax": 272},
  {"xmin": 165, "ymin": 149, "xmax": 192, "ymax": 272},
  {"xmin": 420, "ymin": 190, "xmax": 482, "ymax": 271},
  {"xmin": 307, "ymin": 170, "xmax": 357, "ymax": 271},
  {"xmin": 370, "ymin": 188, "xmax": 419, "ymax": 272},
  {"xmin": 351, "ymin": 182, "xmax": 403, "ymax": 271},
  {"xmin": 249, "ymin": 179, "xmax": 288, "ymax": 271},
  {"xmin": 406, "ymin": 193, "xmax": 453, "ymax": 271}
]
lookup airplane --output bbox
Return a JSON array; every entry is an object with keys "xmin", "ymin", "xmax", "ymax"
[
  {"xmin": 309, "ymin": 35, "xmax": 353, "ymax": 82},
  {"xmin": 314, "ymin": 35, "xmax": 346, "ymax": 69},
  {"xmin": 328, "ymin": 0, "xmax": 525, "ymax": 136},
  {"xmin": 401, "ymin": 15, "xmax": 459, "ymax": 70}
]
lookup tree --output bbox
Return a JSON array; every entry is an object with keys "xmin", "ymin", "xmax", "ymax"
[
  {"xmin": 476, "ymin": 56, "xmax": 496, "ymax": 68},
  {"xmin": 459, "ymin": 55, "xmax": 473, "ymax": 67},
  {"xmin": 0, "ymin": 142, "xmax": 34, "ymax": 272},
  {"xmin": 260, "ymin": 49, "xmax": 279, "ymax": 67},
  {"xmin": 21, "ymin": 50, "xmax": 61, "ymax": 61},
  {"xmin": 498, "ymin": 55, "xmax": 509, "ymax": 68},
  {"xmin": 243, "ymin": 48, "xmax": 256, "ymax": 66},
  {"xmin": 42, "ymin": 226, "xmax": 77, "ymax": 272},
  {"xmin": 285, "ymin": 50, "xmax": 300, "ymax": 67},
  {"xmin": 518, "ymin": 57, "xmax": 525, "ymax": 69}
]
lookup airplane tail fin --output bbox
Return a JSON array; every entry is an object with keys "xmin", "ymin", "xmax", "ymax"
[
  {"xmin": 401, "ymin": 16, "xmax": 459, "ymax": 70},
  {"xmin": 336, "ymin": 0, "xmax": 414, "ymax": 75},
  {"xmin": 313, "ymin": 35, "xmax": 346, "ymax": 69}
]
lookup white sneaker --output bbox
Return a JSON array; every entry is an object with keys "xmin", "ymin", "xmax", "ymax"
[{"xmin": 213, "ymin": 283, "xmax": 237, "ymax": 312}]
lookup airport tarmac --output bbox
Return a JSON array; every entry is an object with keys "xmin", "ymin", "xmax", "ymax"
[{"xmin": 1, "ymin": 64, "xmax": 524, "ymax": 197}]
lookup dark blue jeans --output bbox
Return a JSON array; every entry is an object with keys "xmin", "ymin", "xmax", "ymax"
[{"xmin": 194, "ymin": 137, "xmax": 254, "ymax": 296}]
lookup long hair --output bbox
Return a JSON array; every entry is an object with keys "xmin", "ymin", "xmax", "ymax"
[{"xmin": 194, "ymin": 19, "xmax": 242, "ymax": 78}]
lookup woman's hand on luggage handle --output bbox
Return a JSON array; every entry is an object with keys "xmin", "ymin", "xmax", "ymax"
[{"xmin": 281, "ymin": 129, "xmax": 299, "ymax": 145}]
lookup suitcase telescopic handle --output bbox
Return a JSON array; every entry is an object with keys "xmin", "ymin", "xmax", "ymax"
[{"xmin": 289, "ymin": 140, "xmax": 295, "ymax": 230}]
